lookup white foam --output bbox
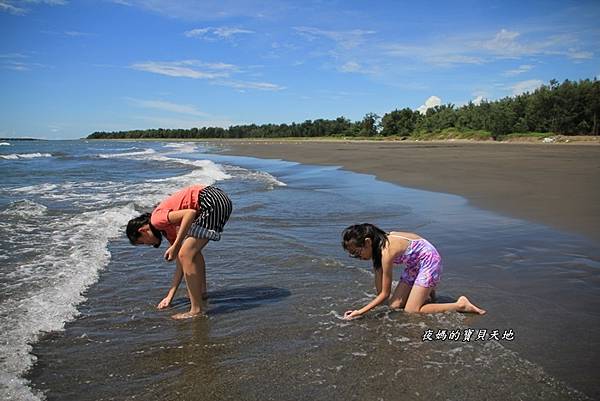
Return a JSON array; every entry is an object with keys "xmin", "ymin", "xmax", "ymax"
[
  {"xmin": 96, "ymin": 146, "xmax": 286, "ymax": 192},
  {"xmin": 0, "ymin": 153, "xmax": 52, "ymax": 160},
  {"xmin": 148, "ymin": 159, "xmax": 230, "ymax": 183},
  {"xmin": 328, "ymin": 310, "xmax": 347, "ymax": 320},
  {"xmin": 0, "ymin": 204, "xmax": 139, "ymax": 401},
  {"xmin": 97, "ymin": 148, "xmax": 156, "ymax": 158},
  {"xmin": 10, "ymin": 183, "xmax": 59, "ymax": 194},
  {"xmin": 7, "ymin": 158, "xmax": 230, "ymax": 210},
  {"xmin": 163, "ymin": 142, "xmax": 198, "ymax": 153},
  {"xmin": 97, "ymin": 148, "xmax": 232, "ymax": 183},
  {"xmin": 224, "ymin": 165, "xmax": 287, "ymax": 187},
  {"xmin": 0, "ymin": 142, "xmax": 10, "ymax": 146},
  {"xmin": 0, "ymin": 200, "xmax": 47, "ymax": 218}
]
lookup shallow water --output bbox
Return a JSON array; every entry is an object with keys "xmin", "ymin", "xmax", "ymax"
[{"xmin": 0, "ymin": 140, "xmax": 598, "ymax": 400}]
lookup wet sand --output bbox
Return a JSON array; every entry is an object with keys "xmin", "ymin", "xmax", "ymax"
[{"xmin": 220, "ymin": 140, "xmax": 600, "ymax": 243}]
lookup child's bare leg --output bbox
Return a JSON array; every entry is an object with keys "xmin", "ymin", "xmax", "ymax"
[
  {"xmin": 404, "ymin": 286, "xmax": 486, "ymax": 315},
  {"xmin": 389, "ymin": 282, "xmax": 412, "ymax": 309},
  {"xmin": 390, "ymin": 282, "xmax": 436, "ymax": 309},
  {"xmin": 193, "ymin": 252, "xmax": 208, "ymax": 299},
  {"xmin": 173, "ymin": 237, "xmax": 209, "ymax": 320}
]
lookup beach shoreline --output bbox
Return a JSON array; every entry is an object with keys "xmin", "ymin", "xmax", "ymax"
[{"xmin": 218, "ymin": 139, "xmax": 600, "ymax": 243}]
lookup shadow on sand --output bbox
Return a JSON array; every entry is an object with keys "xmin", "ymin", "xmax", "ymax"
[{"xmin": 170, "ymin": 286, "xmax": 291, "ymax": 315}]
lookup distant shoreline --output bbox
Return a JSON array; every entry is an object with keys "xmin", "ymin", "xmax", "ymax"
[
  {"xmin": 0, "ymin": 137, "xmax": 44, "ymax": 141},
  {"xmin": 85, "ymin": 135, "xmax": 600, "ymax": 145}
]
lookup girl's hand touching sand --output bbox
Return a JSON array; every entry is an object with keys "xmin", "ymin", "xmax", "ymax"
[{"xmin": 344, "ymin": 310, "xmax": 362, "ymax": 320}]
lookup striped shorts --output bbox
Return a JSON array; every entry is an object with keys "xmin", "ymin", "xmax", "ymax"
[{"xmin": 187, "ymin": 186, "xmax": 232, "ymax": 241}]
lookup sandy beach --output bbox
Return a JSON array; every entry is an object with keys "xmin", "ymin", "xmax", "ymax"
[{"xmin": 221, "ymin": 140, "xmax": 600, "ymax": 243}]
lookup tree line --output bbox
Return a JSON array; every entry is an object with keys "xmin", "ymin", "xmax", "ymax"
[{"xmin": 88, "ymin": 78, "xmax": 599, "ymax": 140}]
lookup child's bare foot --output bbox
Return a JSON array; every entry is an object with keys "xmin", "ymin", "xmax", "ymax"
[
  {"xmin": 171, "ymin": 311, "xmax": 205, "ymax": 320},
  {"xmin": 456, "ymin": 296, "xmax": 486, "ymax": 315}
]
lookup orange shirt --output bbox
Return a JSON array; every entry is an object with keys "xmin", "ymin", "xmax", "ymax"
[{"xmin": 151, "ymin": 185, "xmax": 206, "ymax": 244}]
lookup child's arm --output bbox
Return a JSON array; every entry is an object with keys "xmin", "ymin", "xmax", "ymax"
[
  {"xmin": 163, "ymin": 209, "xmax": 198, "ymax": 261},
  {"xmin": 157, "ymin": 259, "xmax": 184, "ymax": 309},
  {"xmin": 345, "ymin": 261, "xmax": 393, "ymax": 319}
]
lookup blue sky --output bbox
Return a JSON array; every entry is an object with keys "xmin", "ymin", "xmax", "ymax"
[{"xmin": 1, "ymin": 0, "xmax": 599, "ymax": 139}]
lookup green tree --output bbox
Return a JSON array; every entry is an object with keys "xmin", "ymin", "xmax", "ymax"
[
  {"xmin": 381, "ymin": 108, "xmax": 419, "ymax": 136},
  {"xmin": 358, "ymin": 113, "xmax": 380, "ymax": 136}
]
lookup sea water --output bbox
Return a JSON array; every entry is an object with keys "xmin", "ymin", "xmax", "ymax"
[{"xmin": 0, "ymin": 140, "xmax": 598, "ymax": 400}]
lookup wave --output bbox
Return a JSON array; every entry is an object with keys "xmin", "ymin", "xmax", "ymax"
[
  {"xmin": 224, "ymin": 165, "xmax": 287, "ymax": 187},
  {"xmin": 95, "ymin": 146, "xmax": 287, "ymax": 190},
  {"xmin": 163, "ymin": 142, "xmax": 199, "ymax": 153},
  {"xmin": 97, "ymin": 148, "xmax": 232, "ymax": 186},
  {"xmin": 0, "ymin": 204, "xmax": 139, "ymax": 401},
  {"xmin": 0, "ymin": 142, "xmax": 10, "ymax": 146},
  {"xmin": 7, "ymin": 161, "xmax": 229, "ymax": 210},
  {"xmin": 0, "ymin": 153, "xmax": 52, "ymax": 160},
  {"xmin": 97, "ymin": 148, "xmax": 156, "ymax": 158},
  {"xmin": 0, "ymin": 200, "xmax": 48, "ymax": 218}
]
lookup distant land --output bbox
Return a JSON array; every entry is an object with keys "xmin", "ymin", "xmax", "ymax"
[{"xmin": 0, "ymin": 138, "xmax": 43, "ymax": 141}]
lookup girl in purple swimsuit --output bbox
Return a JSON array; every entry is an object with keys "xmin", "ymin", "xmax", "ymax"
[{"xmin": 341, "ymin": 223, "xmax": 485, "ymax": 320}]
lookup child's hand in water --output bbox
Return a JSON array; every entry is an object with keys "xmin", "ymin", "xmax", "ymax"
[
  {"xmin": 157, "ymin": 296, "xmax": 172, "ymax": 309},
  {"xmin": 344, "ymin": 310, "xmax": 362, "ymax": 320}
]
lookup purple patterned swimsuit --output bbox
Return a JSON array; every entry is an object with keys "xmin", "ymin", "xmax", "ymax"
[{"xmin": 392, "ymin": 235, "xmax": 443, "ymax": 288}]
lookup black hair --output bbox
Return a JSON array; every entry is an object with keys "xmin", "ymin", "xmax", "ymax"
[
  {"xmin": 341, "ymin": 223, "xmax": 389, "ymax": 269},
  {"xmin": 126, "ymin": 212, "xmax": 162, "ymax": 248}
]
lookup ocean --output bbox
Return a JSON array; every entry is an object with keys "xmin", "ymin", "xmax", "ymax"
[{"xmin": 0, "ymin": 139, "xmax": 598, "ymax": 400}]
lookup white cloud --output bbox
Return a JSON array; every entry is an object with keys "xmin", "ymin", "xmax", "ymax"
[
  {"xmin": 184, "ymin": 26, "xmax": 254, "ymax": 40},
  {"xmin": 336, "ymin": 60, "xmax": 380, "ymax": 76},
  {"xmin": 130, "ymin": 59, "xmax": 284, "ymax": 91},
  {"xmin": 0, "ymin": 1, "xmax": 26, "ymax": 14},
  {"xmin": 417, "ymin": 96, "xmax": 441, "ymax": 114},
  {"xmin": 41, "ymin": 29, "xmax": 94, "ymax": 37},
  {"xmin": 130, "ymin": 60, "xmax": 233, "ymax": 79},
  {"xmin": 566, "ymin": 48, "xmax": 593, "ymax": 60},
  {"xmin": 382, "ymin": 27, "xmax": 593, "ymax": 69},
  {"xmin": 185, "ymin": 28, "xmax": 210, "ymax": 37},
  {"xmin": 472, "ymin": 95, "xmax": 484, "ymax": 105},
  {"xmin": 0, "ymin": 53, "xmax": 45, "ymax": 71},
  {"xmin": 477, "ymin": 29, "xmax": 594, "ymax": 60},
  {"xmin": 503, "ymin": 64, "xmax": 534, "ymax": 76},
  {"xmin": 0, "ymin": 0, "xmax": 66, "ymax": 15},
  {"xmin": 110, "ymin": 0, "xmax": 282, "ymax": 20},
  {"xmin": 480, "ymin": 29, "xmax": 524, "ymax": 57},
  {"xmin": 64, "ymin": 30, "xmax": 92, "ymax": 37},
  {"xmin": 219, "ymin": 80, "xmax": 285, "ymax": 91},
  {"xmin": 127, "ymin": 98, "xmax": 209, "ymax": 117},
  {"xmin": 382, "ymin": 43, "xmax": 485, "ymax": 66},
  {"xmin": 339, "ymin": 61, "xmax": 361, "ymax": 73},
  {"xmin": 511, "ymin": 79, "xmax": 543, "ymax": 96},
  {"xmin": 294, "ymin": 26, "xmax": 376, "ymax": 49},
  {"xmin": 0, "ymin": 52, "xmax": 26, "ymax": 59}
]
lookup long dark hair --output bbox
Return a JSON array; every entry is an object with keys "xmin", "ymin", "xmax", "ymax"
[
  {"xmin": 341, "ymin": 223, "xmax": 389, "ymax": 269},
  {"xmin": 126, "ymin": 212, "xmax": 162, "ymax": 248}
]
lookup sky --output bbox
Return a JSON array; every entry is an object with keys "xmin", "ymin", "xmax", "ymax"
[{"xmin": 1, "ymin": 0, "xmax": 599, "ymax": 139}]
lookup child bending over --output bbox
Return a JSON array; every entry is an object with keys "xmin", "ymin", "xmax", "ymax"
[{"xmin": 126, "ymin": 185, "xmax": 232, "ymax": 319}]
